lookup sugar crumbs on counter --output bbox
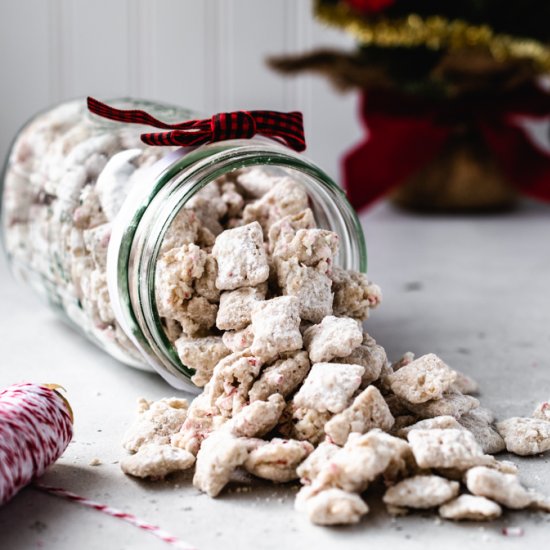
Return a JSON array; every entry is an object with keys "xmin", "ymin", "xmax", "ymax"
[{"xmin": 120, "ymin": 167, "xmax": 550, "ymax": 526}]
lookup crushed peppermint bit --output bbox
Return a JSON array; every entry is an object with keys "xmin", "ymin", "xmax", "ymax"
[{"xmin": 501, "ymin": 526, "xmax": 524, "ymax": 537}]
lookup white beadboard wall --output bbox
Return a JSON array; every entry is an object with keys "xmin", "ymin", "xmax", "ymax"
[{"xmin": 0, "ymin": 0, "xmax": 362, "ymax": 182}]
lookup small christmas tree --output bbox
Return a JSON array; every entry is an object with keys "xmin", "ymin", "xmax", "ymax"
[{"xmin": 271, "ymin": 1, "xmax": 550, "ymax": 212}]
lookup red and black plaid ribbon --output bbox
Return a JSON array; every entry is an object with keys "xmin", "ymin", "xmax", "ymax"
[{"xmin": 87, "ymin": 97, "xmax": 306, "ymax": 152}]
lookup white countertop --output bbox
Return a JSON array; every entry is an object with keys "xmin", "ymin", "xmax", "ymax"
[{"xmin": 1, "ymin": 200, "xmax": 549, "ymax": 549}]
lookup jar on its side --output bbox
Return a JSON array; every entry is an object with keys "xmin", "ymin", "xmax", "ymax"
[{"xmin": 1, "ymin": 98, "xmax": 367, "ymax": 391}]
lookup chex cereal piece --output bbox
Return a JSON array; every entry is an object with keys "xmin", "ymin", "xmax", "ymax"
[
  {"xmin": 465, "ymin": 466, "xmax": 535, "ymax": 509},
  {"xmin": 303, "ymin": 316, "xmax": 363, "ymax": 363},
  {"xmin": 222, "ymin": 326, "xmax": 255, "ymax": 353},
  {"xmin": 193, "ymin": 431, "xmax": 252, "ymax": 497},
  {"xmin": 403, "ymin": 389, "xmax": 480, "ymax": 419},
  {"xmin": 408, "ymin": 429, "xmax": 494, "ymax": 470},
  {"xmin": 383, "ymin": 475, "xmax": 459, "ymax": 509},
  {"xmin": 439, "ymin": 495, "xmax": 502, "ymax": 521},
  {"xmin": 276, "ymin": 258, "xmax": 333, "ymax": 323},
  {"xmin": 160, "ymin": 208, "xmax": 201, "ymax": 253},
  {"xmin": 533, "ymin": 400, "xmax": 550, "ymax": 421},
  {"xmin": 121, "ymin": 444, "xmax": 195, "ymax": 479},
  {"xmin": 236, "ymin": 166, "xmax": 279, "ymax": 198},
  {"xmin": 331, "ymin": 267, "xmax": 382, "ymax": 320},
  {"xmin": 244, "ymin": 438, "xmax": 313, "ymax": 482},
  {"xmin": 216, "ymin": 284, "xmax": 267, "ymax": 331},
  {"xmin": 187, "ymin": 182, "xmax": 227, "ymax": 219},
  {"xmin": 268, "ymin": 209, "xmax": 316, "ymax": 255},
  {"xmin": 212, "ymin": 221, "xmax": 269, "ymax": 290},
  {"xmin": 379, "ymin": 352, "xmax": 412, "ymax": 393},
  {"xmin": 171, "ymin": 393, "xmax": 222, "ymax": 456},
  {"xmin": 324, "ymin": 386, "xmax": 394, "ymax": 446},
  {"xmin": 296, "ymin": 488, "xmax": 368, "ymax": 526},
  {"xmin": 229, "ymin": 394, "xmax": 286, "ymax": 438},
  {"xmin": 187, "ymin": 191, "xmax": 224, "ymax": 236},
  {"xmin": 174, "ymin": 296, "xmax": 217, "ymax": 336},
  {"xmin": 250, "ymin": 296, "xmax": 303, "ymax": 361},
  {"xmin": 174, "ymin": 335, "xmax": 230, "ymax": 387},
  {"xmin": 458, "ymin": 408, "xmax": 505, "ymax": 454},
  {"xmin": 242, "ymin": 177, "xmax": 309, "ymax": 232},
  {"xmin": 297, "ymin": 440, "xmax": 340, "ymax": 484},
  {"xmin": 249, "ymin": 351, "xmax": 310, "ymax": 402},
  {"xmin": 313, "ymin": 430, "xmax": 411, "ymax": 493},
  {"xmin": 387, "ymin": 353, "xmax": 457, "ymax": 404},
  {"xmin": 294, "ymin": 363, "xmax": 364, "ymax": 414},
  {"xmin": 496, "ymin": 417, "xmax": 550, "ymax": 456},
  {"xmin": 273, "ymin": 228, "xmax": 339, "ymax": 269},
  {"xmin": 155, "ymin": 244, "xmax": 207, "ymax": 317},
  {"xmin": 398, "ymin": 415, "xmax": 464, "ymax": 438},
  {"xmin": 207, "ymin": 350, "xmax": 263, "ymax": 417},
  {"xmin": 282, "ymin": 404, "xmax": 332, "ymax": 445},
  {"xmin": 339, "ymin": 334, "xmax": 387, "ymax": 387},
  {"xmin": 122, "ymin": 397, "xmax": 189, "ymax": 453}
]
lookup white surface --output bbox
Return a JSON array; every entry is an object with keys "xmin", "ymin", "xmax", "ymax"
[
  {"xmin": 0, "ymin": 0, "xmax": 362, "ymax": 182},
  {"xmin": 1, "ymin": 200, "xmax": 550, "ymax": 549}
]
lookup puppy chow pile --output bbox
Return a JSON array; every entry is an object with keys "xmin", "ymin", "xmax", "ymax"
[{"xmin": 121, "ymin": 168, "xmax": 550, "ymax": 526}]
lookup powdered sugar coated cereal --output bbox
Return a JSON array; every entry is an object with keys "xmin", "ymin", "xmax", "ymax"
[
  {"xmin": 408, "ymin": 429, "xmax": 494, "ymax": 470},
  {"xmin": 250, "ymin": 296, "xmax": 303, "ymax": 361},
  {"xmin": 121, "ymin": 444, "xmax": 195, "ymax": 479},
  {"xmin": 439, "ymin": 495, "xmax": 502, "ymax": 521},
  {"xmin": 383, "ymin": 475, "xmax": 459, "ymax": 509},
  {"xmin": 324, "ymin": 386, "xmax": 394, "ymax": 446},
  {"xmin": 496, "ymin": 417, "xmax": 550, "ymax": 456},
  {"xmin": 244, "ymin": 438, "xmax": 313, "ymax": 482},
  {"xmin": 303, "ymin": 316, "xmax": 363, "ymax": 363},
  {"xmin": 388, "ymin": 353, "xmax": 457, "ymax": 404},
  {"xmin": 212, "ymin": 221, "xmax": 269, "ymax": 290},
  {"xmin": 293, "ymin": 363, "xmax": 364, "ymax": 414}
]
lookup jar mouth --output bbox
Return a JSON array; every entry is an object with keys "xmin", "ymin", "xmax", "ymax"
[{"xmin": 107, "ymin": 139, "xmax": 367, "ymax": 390}]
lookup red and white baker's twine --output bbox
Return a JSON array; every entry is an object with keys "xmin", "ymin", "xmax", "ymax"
[
  {"xmin": 0, "ymin": 382, "xmax": 196, "ymax": 550},
  {"xmin": 35, "ymin": 483, "xmax": 197, "ymax": 550},
  {"xmin": 0, "ymin": 383, "xmax": 73, "ymax": 505}
]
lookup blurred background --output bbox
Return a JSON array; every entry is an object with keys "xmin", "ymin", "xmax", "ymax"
[
  {"xmin": 0, "ymin": 0, "xmax": 361, "ymax": 183},
  {"xmin": 3, "ymin": 0, "xmax": 550, "ymax": 213}
]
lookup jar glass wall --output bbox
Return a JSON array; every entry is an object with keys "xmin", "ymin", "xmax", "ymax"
[{"xmin": 1, "ymin": 98, "xmax": 367, "ymax": 390}]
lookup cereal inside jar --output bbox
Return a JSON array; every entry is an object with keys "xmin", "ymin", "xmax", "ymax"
[{"xmin": 1, "ymin": 97, "xmax": 368, "ymax": 391}]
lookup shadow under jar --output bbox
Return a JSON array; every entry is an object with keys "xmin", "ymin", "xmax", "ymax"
[{"xmin": 1, "ymin": 98, "xmax": 367, "ymax": 392}]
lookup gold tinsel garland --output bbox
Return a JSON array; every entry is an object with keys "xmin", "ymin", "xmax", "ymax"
[{"xmin": 315, "ymin": 2, "xmax": 550, "ymax": 72}]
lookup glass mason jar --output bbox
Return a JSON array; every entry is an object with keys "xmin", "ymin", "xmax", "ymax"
[{"xmin": 1, "ymin": 98, "xmax": 367, "ymax": 392}]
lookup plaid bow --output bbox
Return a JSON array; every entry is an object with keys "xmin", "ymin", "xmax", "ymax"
[{"xmin": 87, "ymin": 97, "xmax": 306, "ymax": 152}]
